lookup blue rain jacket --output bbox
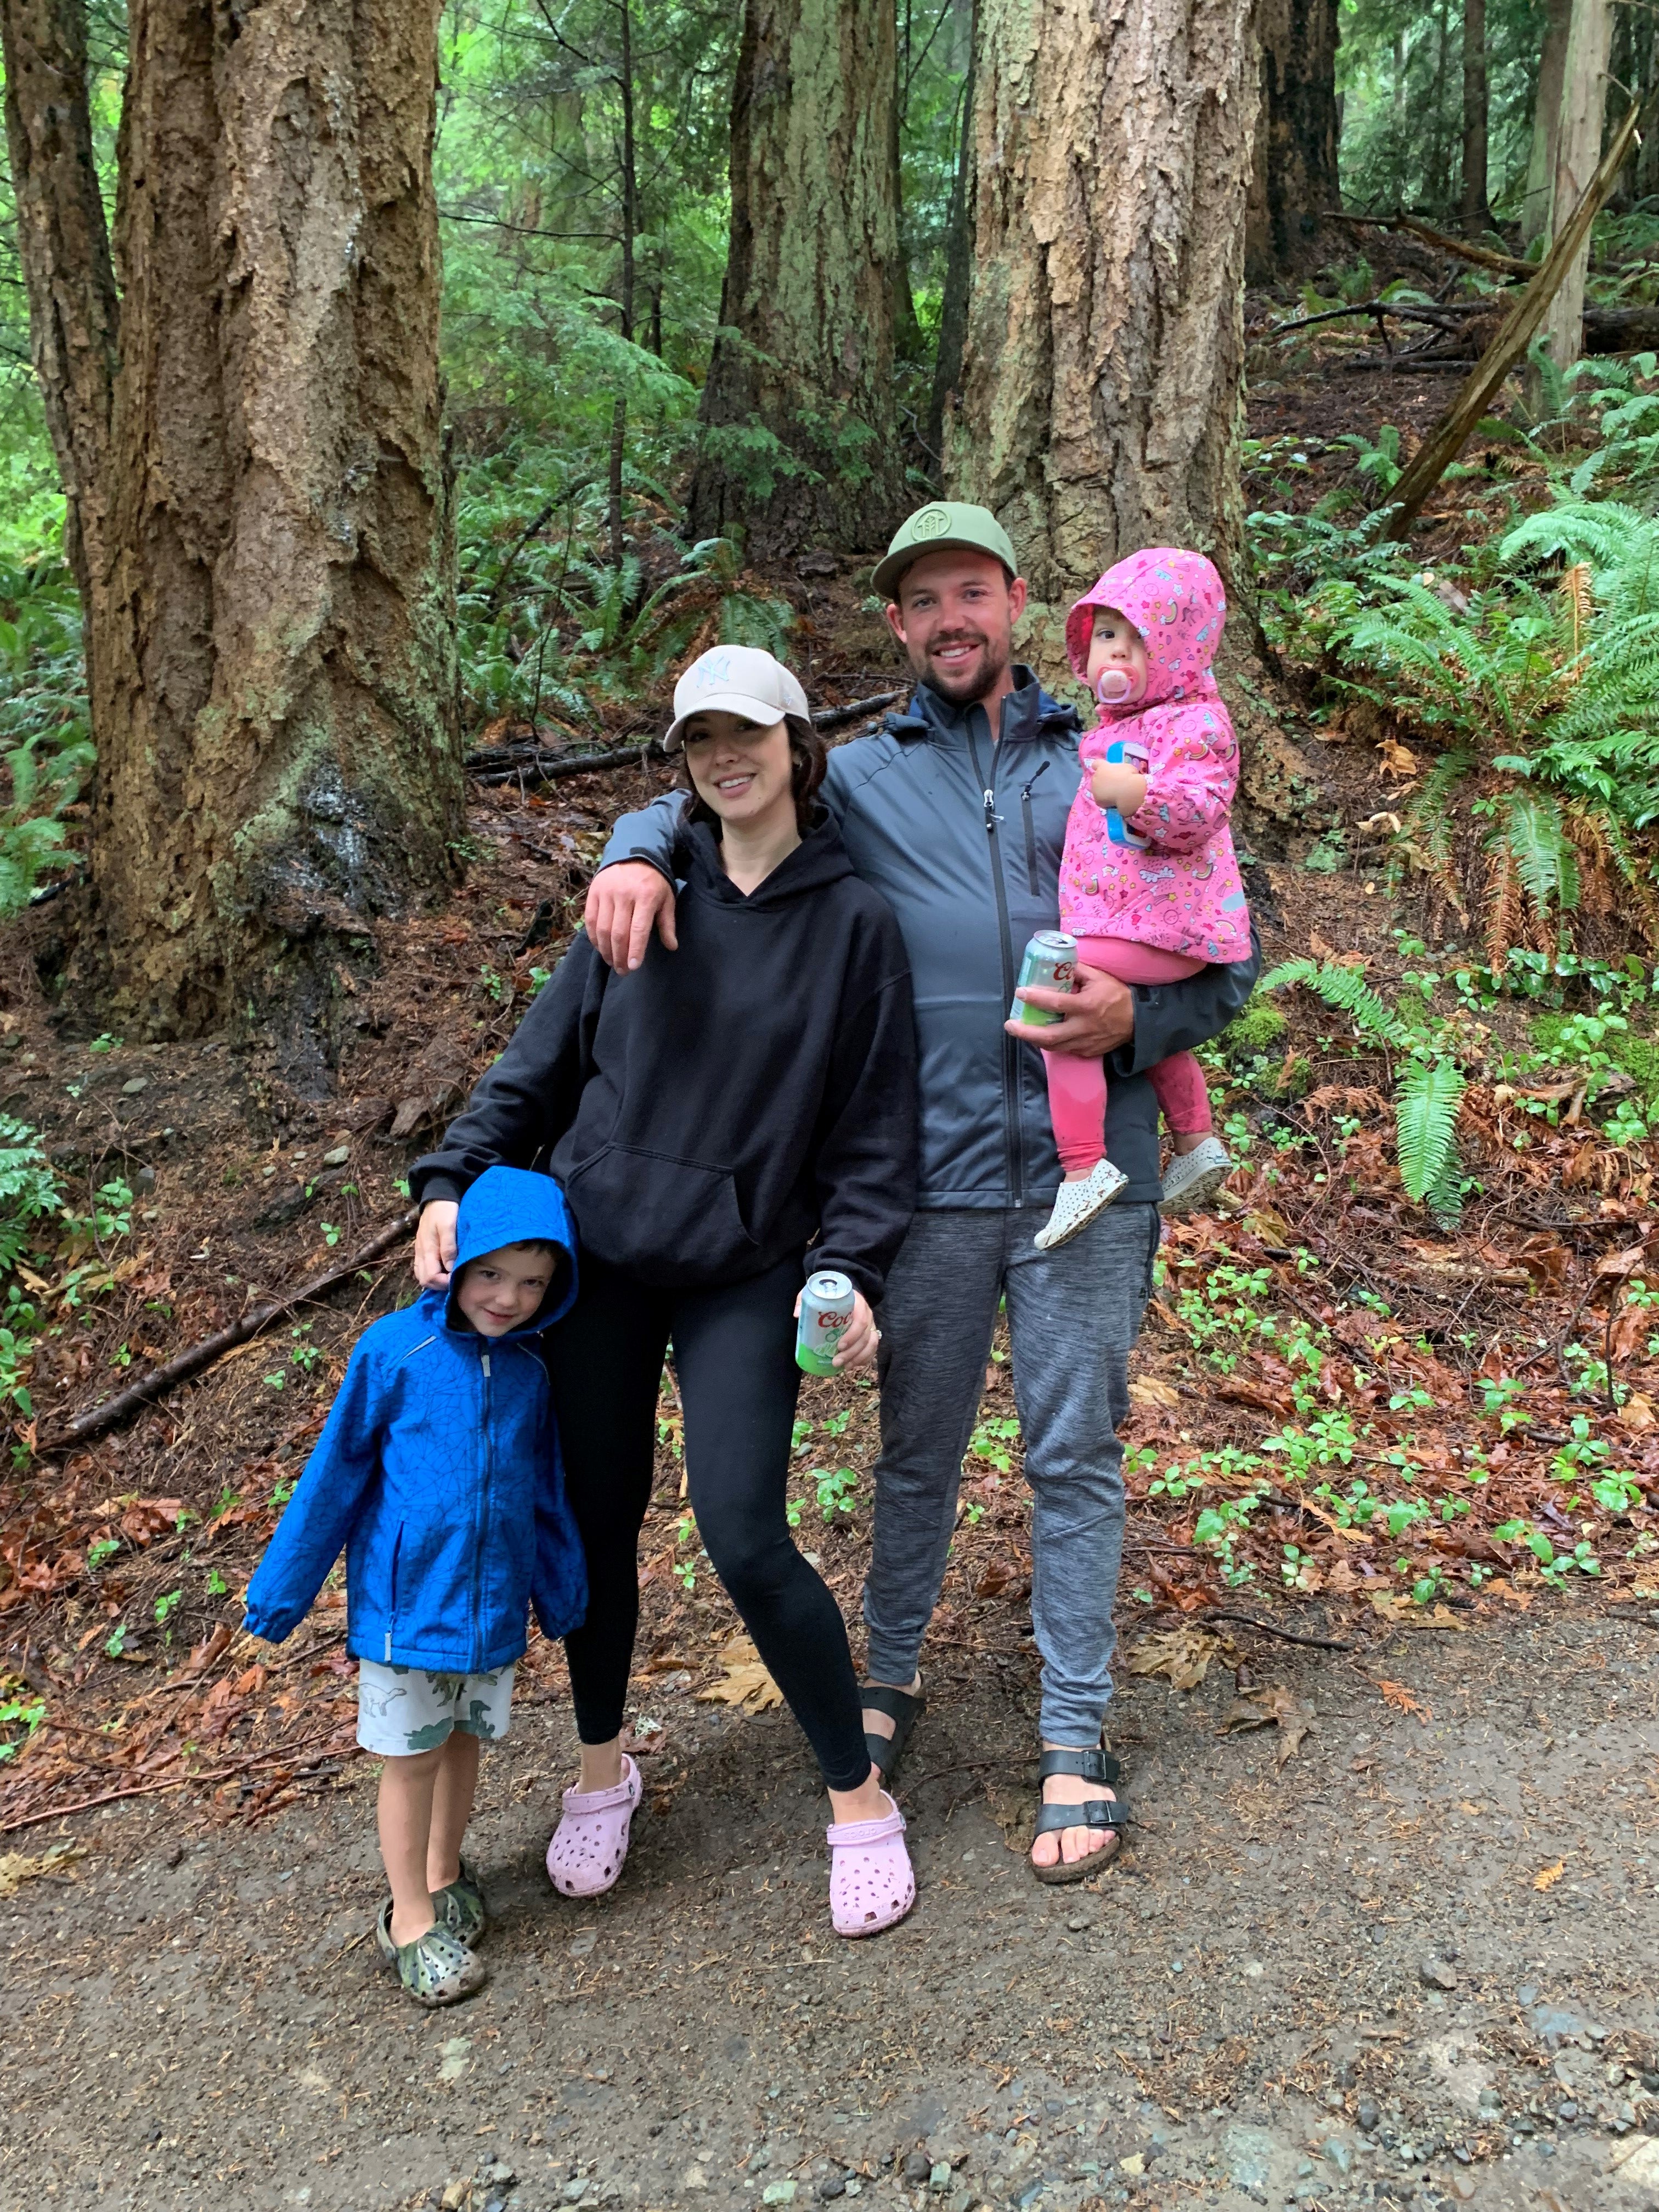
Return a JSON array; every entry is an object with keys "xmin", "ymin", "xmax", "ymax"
[{"xmin": 244, "ymin": 1166, "xmax": 586, "ymax": 1672}]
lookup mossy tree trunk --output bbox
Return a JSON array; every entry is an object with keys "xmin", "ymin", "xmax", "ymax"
[
  {"xmin": 1541, "ymin": 0, "xmax": 1614, "ymax": 373},
  {"xmin": 1244, "ymin": 0, "xmax": 1340, "ymax": 281},
  {"xmin": 687, "ymin": 0, "xmax": 908, "ymax": 554},
  {"xmin": 947, "ymin": 0, "xmax": 1257, "ymax": 611},
  {"xmin": 0, "ymin": 0, "xmax": 117, "ymax": 626},
  {"xmin": 3, "ymin": 0, "xmax": 463, "ymax": 1082}
]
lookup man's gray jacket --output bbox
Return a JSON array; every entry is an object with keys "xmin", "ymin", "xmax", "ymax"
[{"xmin": 601, "ymin": 665, "xmax": 1261, "ymax": 1211}]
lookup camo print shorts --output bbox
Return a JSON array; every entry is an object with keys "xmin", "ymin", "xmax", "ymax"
[{"xmin": 357, "ymin": 1659, "xmax": 516, "ymax": 1755}]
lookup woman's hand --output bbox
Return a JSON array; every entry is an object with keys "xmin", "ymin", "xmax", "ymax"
[
  {"xmin": 414, "ymin": 1200, "xmax": 460, "ymax": 1289},
  {"xmin": 1090, "ymin": 761, "xmax": 1149, "ymax": 816},
  {"xmin": 793, "ymin": 1286, "xmax": 882, "ymax": 1369}
]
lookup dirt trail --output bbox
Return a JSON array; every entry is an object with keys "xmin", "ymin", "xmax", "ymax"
[{"xmin": 5, "ymin": 1600, "xmax": 1657, "ymax": 2212}]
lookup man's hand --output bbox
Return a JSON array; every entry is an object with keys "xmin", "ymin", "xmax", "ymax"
[
  {"xmin": 583, "ymin": 863, "xmax": 679, "ymax": 972},
  {"xmin": 1006, "ymin": 960, "xmax": 1135, "ymax": 1058},
  {"xmin": 793, "ymin": 1286, "xmax": 881, "ymax": 1369},
  {"xmin": 414, "ymin": 1200, "xmax": 460, "ymax": 1289}
]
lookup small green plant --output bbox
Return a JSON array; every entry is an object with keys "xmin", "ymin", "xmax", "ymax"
[
  {"xmin": 154, "ymin": 1589, "xmax": 182, "ymax": 1627},
  {"xmin": 205, "ymin": 1567, "xmax": 228, "ymax": 1596},
  {"xmin": 0, "ymin": 1692, "xmax": 46, "ymax": 1760},
  {"xmin": 968, "ymin": 1416, "xmax": 1021, "ymax": 1472},
  {"xmin": 320, "ymin": 1223, "xmax": 342, "ymax": 1249},
  {"xmin": 87, "ymin": 1534, "xmax": 120, "ymax": 1568},
  {"xmin": 104, "ymin": 1623, "xmax": 129, "ymax": 1658},
  {"xmin": 812, "ymin": 1465, "xmax": 857, "ymax": 1520}
]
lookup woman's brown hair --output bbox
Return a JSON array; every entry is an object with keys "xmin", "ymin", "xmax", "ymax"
[{"xmin": 675, "ymin": 713, "xmax": 827, "ymax": 837}]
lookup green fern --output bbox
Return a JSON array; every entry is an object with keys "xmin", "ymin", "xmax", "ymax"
[
  {"xmin": 1395, "ymin": 1057, "xmax": 1466, "ymax": 1216},
  {"xmin": 1260, "ymin": 958, "xmax": 1410, "ymax": 1048}
]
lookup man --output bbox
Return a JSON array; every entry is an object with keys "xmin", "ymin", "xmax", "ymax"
[{"xmin": 435, "ymin": 503, "xmax": 1259, "ymax": 1878}]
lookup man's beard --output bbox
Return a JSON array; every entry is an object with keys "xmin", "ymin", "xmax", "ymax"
[{"xmin": 910, "ymin": 628, "xmax": 1013, "ymax": 705}]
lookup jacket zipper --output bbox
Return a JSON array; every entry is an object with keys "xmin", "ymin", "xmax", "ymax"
[
  {"xmin": 964, "ymin": 717, "xmax": 1025, "ymax": 1207},
  {"xmin": 1020, "ymin": 762, "xmax": 1049, "ymax": 896},
  {"xmin": 473, "ymin": 1346, "xmax": 492, "ymax": 1670}
]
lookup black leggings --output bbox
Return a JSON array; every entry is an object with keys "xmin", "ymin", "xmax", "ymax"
[{"xmin": 543, "ymin": 1250, "xmax": 869, "ymax": 1792}]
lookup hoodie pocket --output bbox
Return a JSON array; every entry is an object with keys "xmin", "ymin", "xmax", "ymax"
[{"xmin": 566, "ymin": 1143, "xmax": 760, "ymax": 1283}]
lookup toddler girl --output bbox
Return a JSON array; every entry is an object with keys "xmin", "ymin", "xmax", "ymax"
[{"xmin": 1034, "ymin": 547, "xmax": 1249, "ymax": 1252}]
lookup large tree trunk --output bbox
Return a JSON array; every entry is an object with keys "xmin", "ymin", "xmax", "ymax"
[
  {"xmin": 1244, "ymin": 0, "xmax": 1340, "ymax": 283},
  {"xmin": 947, "ymin": 0, "xmax": 1256, "ymax": 611},
  {"xmin": 1521, "ymin": 0, "xmax": 1571, "ymax": 246},
  {"xmin": 1541, "ymin": 0, "xmax": 1614, "ymax": 374},
  {"xmin": 1459, "ymin": 0, "xmax": 1490, "ymax": 233},
  {"xmin": 926, "ymin": 37, "xmax": 974, "ymax": 469},
  {"xmin": 82, "ymin": 0, "xmax": 464, "ymax": 1076},
  {"xmin": 0, "ymin": 0, "xmax": 118, "ymax": 617},
  {"xmin": 687, "ymin": 0, "xmax": 907, "ymax": 554}
]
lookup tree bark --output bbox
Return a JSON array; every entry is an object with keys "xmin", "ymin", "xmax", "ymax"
[
  {"xmin": 947, "ymin": 0, "xmax": 1256, "ymax": 610},
  {"xmin": 1244, "ymin": 0, "xmax": 1340, "ymax": 282},
  {"xmin": 84, "ymin": 0, "xmax": 464, "ymax": 1077},
  {"xmin": 687, "ymin": 0, "xmax": 907, "ymax": 554},
  {"xmin": 0, "ymin": 0, "xmax": 117, "ymax": 617},
  {"xmin": 926, "ymin": 51, "xmax": 974, "ymax": 470},
  {"xmin": 1521, "ymin": 0, "xmax": 1571, "ymax": 246},
  {"xmin": 1459, "ymin": 0, "xmax": 1489, "ymax": 233},
  {"xmin": 1541, "ymin": 0, "xmax": 1614, "ymax": 374}
]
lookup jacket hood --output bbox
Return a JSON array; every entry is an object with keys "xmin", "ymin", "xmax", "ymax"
[
  {"xmin": 443, "ymin": 1164, "xmax": 578, "ymax": 1334},
  {"xmin": 1064, "ymin": 549, "xmax": 1226, "ymax": 712},
  {"xmin": 679, "ymin": 805, "xmax": 856, "ymax": 906},
  {"xmin": 884, "ymin": 664, "xmax": 1081, "ymax": 744}
]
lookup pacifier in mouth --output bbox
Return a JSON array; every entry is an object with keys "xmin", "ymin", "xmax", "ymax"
[{"xmin": 1096, "ymin": 668, "xmax": 1132, "ymax": 704}]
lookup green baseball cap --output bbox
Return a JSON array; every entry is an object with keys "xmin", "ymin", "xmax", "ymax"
[{"xmin": 871, "ymin": 500, "xmax": 1020, "ymax": 600}]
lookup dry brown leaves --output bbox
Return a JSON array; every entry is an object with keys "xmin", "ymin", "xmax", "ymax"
[
  {"xmin": 694, "ymin": 1636, "xmax": 783, "ymax": 1713},
  {"xmin": 1220, "ymin": 1682, "xmax": 1312, "ymax": 1766}
]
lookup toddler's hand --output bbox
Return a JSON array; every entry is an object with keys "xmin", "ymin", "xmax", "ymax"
[{"xmin": 1091, "ymin": 761, "xmax": 1149, "ymax": 816}]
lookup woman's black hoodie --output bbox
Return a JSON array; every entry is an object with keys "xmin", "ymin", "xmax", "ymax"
[{"xmin": 410, "ymin": 810, "xmax": 918, "ymax": 1301}]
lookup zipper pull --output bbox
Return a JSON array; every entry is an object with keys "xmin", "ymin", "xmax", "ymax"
[
  {"xmin": 983, "ymin": 787, "xmax": 1000, "ymax": 832},
  {"xmin": 481, "ymin": 1350, "xmax": 492, "ymax": 1378}
]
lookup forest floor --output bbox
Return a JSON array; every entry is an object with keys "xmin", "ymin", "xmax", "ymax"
[{"xmin": 6, "ymin": 320, "xmax": 1659, "ymax": 2212}]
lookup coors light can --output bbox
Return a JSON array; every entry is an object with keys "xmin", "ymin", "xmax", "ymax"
[
  {"xmin": 796, "ymin": 1270, "xmax": 856, "ymax": 1375},
  {"xmin": 1008, "ymin": 930, "xmax": 1079, "ymax": 1027}
]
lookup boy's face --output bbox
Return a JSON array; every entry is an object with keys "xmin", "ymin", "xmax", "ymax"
[
  {"xmin": 454, "ymin": 1245, "xmax": 552, "ymax": 1336},
  {"xmin": 1087, "ymin": 607, "xmax": 1148, "ymax": 703}
]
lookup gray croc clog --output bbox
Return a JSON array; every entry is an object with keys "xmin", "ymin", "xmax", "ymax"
[
  {"xmin": 432, "ymin": 1858, "xmax": 487, "ymax": 1948},
  {"xmin": 374, "ymin": 1898, "xmax": 488, "ymax": 2006}
]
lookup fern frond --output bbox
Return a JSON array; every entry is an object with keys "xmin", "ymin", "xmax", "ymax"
[
  {"xmin": 1260, "ymin": 958, "xmax": 1409, "ymax": 1047},
  {"xmin": 1396, "ymin": 1056, "xmax": 1466, "ymax": 1209},
  {"xmin": 1559, "ymin": 562, "xmax": 1593, "ymax": 657},
  {"xmin": 1485, "ymin": 844, "xmax": 1522, "ymax": 976}
]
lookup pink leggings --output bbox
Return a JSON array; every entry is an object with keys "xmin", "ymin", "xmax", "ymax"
[{"xmin": 1043, "ymin": 936, "xmax": 1213, "ymax": 1175}]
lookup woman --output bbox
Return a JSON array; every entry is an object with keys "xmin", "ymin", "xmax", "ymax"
[{"xmin": 410, "ymin": 645, "xmax": 919, "ymax": 1938}]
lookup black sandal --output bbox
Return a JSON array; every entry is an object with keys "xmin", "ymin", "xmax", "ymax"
[
  {"xmin": 861, "ymin": 1683, "xmax": 925, "ymax": 1784},
  {"xmin": 1031, "ymin": 1745, "xmax": 1129, "ymax": 1885}
]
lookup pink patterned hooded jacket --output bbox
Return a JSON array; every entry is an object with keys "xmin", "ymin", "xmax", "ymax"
[{"xmin": 1059, "ymin": 546, "xmax": 1250, "ymax": 963}]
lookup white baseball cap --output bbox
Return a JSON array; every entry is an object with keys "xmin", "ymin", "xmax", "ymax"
[{"xmin": 663, "ymin": 645, "xmax": 810, "ymax": 752}]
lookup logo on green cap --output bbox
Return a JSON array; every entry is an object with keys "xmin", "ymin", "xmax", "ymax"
[{"xmin": 911, "ymin": 506, "xmax": 951, "ymax": 540}]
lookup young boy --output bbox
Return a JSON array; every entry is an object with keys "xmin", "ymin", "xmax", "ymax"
[{"xmin": 244, "ymin": 1165, "xmax": 586, "ymax": 2006}]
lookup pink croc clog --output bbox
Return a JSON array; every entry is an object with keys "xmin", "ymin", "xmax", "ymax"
[
  {"xmin": 827, "ymin": 1792, "xmax": 916, "ymax": 1938},
  {"xmin": 547, "ymin": 1755, "xmax": 643, "ymax": 1899}
]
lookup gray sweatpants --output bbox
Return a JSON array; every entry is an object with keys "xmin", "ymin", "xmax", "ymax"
[{"xmin": 864, "ymin": 1202, "xmax": 1161, "ymax": 1744}]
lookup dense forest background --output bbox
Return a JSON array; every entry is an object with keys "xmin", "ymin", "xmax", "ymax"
[{"xmin": 3, "ymin": 0, "xmax": 1659, "ymax": 1829}]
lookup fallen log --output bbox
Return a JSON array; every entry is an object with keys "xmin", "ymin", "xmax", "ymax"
[
  {"xmin": 464, "ymin": 690, "xmax": 906, "ymax": 786},
  {"xmin": 44, "ymin": 1207, "xmax": 419, "ymax": 1449},
  {"xmin": 1323, "ymin": 208, "xmax": 1536, "ymax": 280},
  {"xmin": 1379, "ymin": 83, "xmax": 1656, "ymax": 542}
]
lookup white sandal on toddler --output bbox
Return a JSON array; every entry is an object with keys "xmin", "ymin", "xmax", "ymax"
[{"xmin": 1034, "ymin": 1158, "xmax": 1127, "ymax": 1251}]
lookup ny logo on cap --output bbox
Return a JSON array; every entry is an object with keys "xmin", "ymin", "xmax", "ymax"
[
  {"xmin": 912, "ymin": 507, "xmax": 950, "ymax": 539},
  {"xmin": 693, "ymin": 653, "xmax": 734, "ymax": 689}
]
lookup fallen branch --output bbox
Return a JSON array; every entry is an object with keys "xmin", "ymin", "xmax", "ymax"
[
  {"xmin": 43, "ymin": 1207, "xmax": 419, "ymax": 1449},
  {"xmin": 464, "ymin": 691, "xmax": 907, "ymax": 787},
  {"xmin": 1200, "ymin": 1610, "xmax": 1355, "ymax": 1651},
  {"xmin": 1380, "ymin": 85, "xmax": 1657, "ymax": 541},
  {"xmin": 1323, "ymin": 208, "xmax": 1535, "ymax": 280},
  {"xmin": 0, "ymin": 1723, "xmax": 355, "ymax": 1835}
]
